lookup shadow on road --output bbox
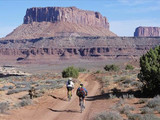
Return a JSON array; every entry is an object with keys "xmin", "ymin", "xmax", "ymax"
[
  {"xmin": 86, "ymin": 93, "xmax": 110, "ymax": 101},
  {"xmin": 49, "ymin": 95, "xmax": 67, "ymax": 101},
  {"xmin": 0, "ymin": 73, "xmax": 24, "ymax": 78},
  {"xmin": 86, "ymin": 88, "xmax": 148, "ymax": 101},
  {"xmin": 48, "ymin": 108, "xmax": 80, "ymax": 113}
]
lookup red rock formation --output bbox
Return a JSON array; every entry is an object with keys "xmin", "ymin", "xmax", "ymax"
[
  {"xmin": 2, "ymin": 7, "xmax": 116, "ymax": 40},
  {"xmin": 134, "ymin": 26, "xmax": 160, "ymax": 37},
  {"xmin": 24, "ymin": 7, "xmax": 109, "ymax": 29},
  {"xmin": 0, "ymin": 36, "xmax": 160, "ymax": 63}
]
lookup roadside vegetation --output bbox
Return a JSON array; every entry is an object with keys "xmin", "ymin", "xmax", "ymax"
[
  {"xmin": 104, "ymin": 64, "xmax": 120, "ymax": 72},
  {"xmin": 62, "ymin": 66, "xmax": 79, "ymax": 78},
  {"xmin": 0, "ymin": 72, "xmax": 69, "ymax": 113},
  {"xmin": 138, "ymin": 46, "xmax": 160, "ymax": 95},
  {"xmin": 93, "ymin": 46, "xmax": 160, "ymax": 120}
]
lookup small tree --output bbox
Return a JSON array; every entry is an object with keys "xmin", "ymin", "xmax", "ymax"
[
  {"xmin": 138, "ymin": 46, "xmax": 160, "ymax": 94},
  {"xmin": 125, "ymin": 64, "xmax": 134, "ymax": 70},
  {"xmin": 104, "ymin": 64, "xmax": 119, "ymax": 72},
  {"xmin": 62, "ymin": 66, "xmax": 79, "ymax": 78}
]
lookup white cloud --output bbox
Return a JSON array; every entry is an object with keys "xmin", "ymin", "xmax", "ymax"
[
  {"xmin": 117, "ymin": 0, "xmax": 151, "ymax": 6},
  {"xmin": 110, "ymin": 19, "xmax": 160, "ymax": 36}
]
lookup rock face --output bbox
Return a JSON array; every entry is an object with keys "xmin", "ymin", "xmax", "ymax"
[
  {"xmin": 0, "ymin": 36, "xmax": 160, "ymax": 63},
  {"xmin": 3, "ymin": 7, "xmax": 116, "ymax": 40},
  {"xmin": 24, "ymin": 7, "xmax": 109, "ymax": 29},
  {"xmin": 134, "ymin": 26, "xmax": 160, "ymax": 37}
]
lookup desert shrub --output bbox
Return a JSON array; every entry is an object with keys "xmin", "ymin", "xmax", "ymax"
[
  {"xmin": 102, "ymin": 77, "xmax": 110, "ymax": 87},
  {"xmin": 122, "ymin": 94, "xmax": 135, "ymax": 99},
  {"xmin": 138, "ymin": 46, "xmax": 160, "ymax": 94},
  {"xmin": 128, "ymin": 114, "xmax": 160, "ymax": 120},
  {"xmin": 128, "ymin": 113, "xmax": 143, "ymax": 120},
  {"xmin": 0, "ymin": 102, "xmax": 9, "ymax": 113},
  {"xmin": 140, "ymin": 107, "xmax": 153, "ymax": 114},
  {"xmin": 78, "ymin": 67, "xmax": 86, "ymax": 72},
  {"xmin": 123, "ymin": 79, "xmax": 133, "ymax": 84},
  {"xmin": 19, "ymin": 94, "xmax": 30, "ymax": 100},
  {"xmin": 119, "ymin": 104, "xmax": 135, "ymax": 115},
  {"xmin": 109, "ymin": 94, "xmax": 117, "ymax": 99},
  {"xmin": 125, "ymin": 64, "xmax": 134, "ymax": 70},
  {"xmin": 34, "ymin": 90, "xmax": 45, "ymax": 98},
  {"xmin": 93, "ymin": 111, "xmax": 123, "ymax": 120},
  {"xmin": 130, "ymin": 81, "xmax": 143, "ymax": 88},
  {"xmin": 0, "ymin": 85, "xmax": 14, "ymax": 91},
  {"xmin": 95, "ymin": 70, "xmax": 101, "ymax": 74},
  {"xmin": 17, "ymin": 99, "xmax": 32, "ymax": 107},
  {"xmin": 45, "ymin": 80, "xmax": 57, "ymax": 84},
  {"xmin": 2, "ymin": 85, "xmax": 14, "ymax": 90},
  {"xmin": 146, "ymin": 95, "xmax": 160, "ymax": 108},
  {"xmin": 62, "ymin": 66, "xmax": 79, "ymax": 78},
  {"xmin": 121, "ymin": 83, "xmax": 130, "ymax": 88},
  {"xmin": 11, "ymin": 81, "xmax": 29, "ymax": 86},
  {"xmin": 154, "ymin": 106, "xmax": 160, "ymax": 113},
  {"xmin": 7, "ymin": 87, "xmax": 30, "ymax": 95},
  {"xmin": 114, "ymin": 98, "xmax": 126, "ymax": 108},
  {"xmin": 104, "ymin": 64, "xmax": 119, "ymax": 72},
  {"xmin": 137, "ymin": 98, "xmax": 148, "ymax": 104},
  {"xmin": 143, "ymin": 114, "xmax": 160, "ymax": 120},
  {"xmin": 114, "ymin": 76, "xmax": 128, "ymax": 83}
]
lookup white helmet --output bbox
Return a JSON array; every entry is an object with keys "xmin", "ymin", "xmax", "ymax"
[{"xmin": 68, "ymin": 77, "xmax": 72, "ymax": 81}]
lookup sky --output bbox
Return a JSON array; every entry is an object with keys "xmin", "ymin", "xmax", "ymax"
[{"xmin": 0, "ymin": 0, "xmax": 160, "ymax": 38}]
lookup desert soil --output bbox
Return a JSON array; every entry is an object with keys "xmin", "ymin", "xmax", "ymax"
[{"xmin": 1, "ymin": 73, "xmax": 113, "ymax": 120}]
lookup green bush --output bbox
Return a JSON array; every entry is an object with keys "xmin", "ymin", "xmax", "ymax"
[
  {"xmin": 104, "ymin": 64, "xmax": 119, "ymax": 71},
  {"xmin": 78, "ymin": 67, "xmax": 86, "ymax": 72},
  {"xmin": 138, "ymin": 46, "xmax": 160, "ymax": 94},
  {"xmin": 62, "ymin": 66, "xmax": 79, "ymax": 78},
  {"xmin": 125, "ymin": 64, "xmax": 134, "ymax": 70},
  {"xmin": 95, "ymin": 70, "xmax": 101, "ymax": 74}
]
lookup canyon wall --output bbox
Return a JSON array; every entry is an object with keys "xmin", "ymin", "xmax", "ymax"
[
  {"xmin": 0, "ymin": 36, "xmax": 160, "ymax": 62},
  {"xmin": 134, "ymin": 26, "xmax": 160, "ymax": 37},
  {"xmin": 24, "ymin": 7, "xmax": 109, "ymax": 29}
]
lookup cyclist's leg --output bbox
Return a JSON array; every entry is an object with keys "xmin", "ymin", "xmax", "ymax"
[
  {"xmin": 70, "ymin": 88, "xmax": 72, "ymax": 96},
  {"xmin": 83, "ymin": 96, "xmax": 85, "ymax": 107},
  {"xmin": 79, "ymin": 97, "xmax": 80, "ymax": 106},
  {"xmin": 67, "ymin": 87, "xmax": 69, "ymax": 97},
  {"xmin": 68, "ymin": 87, "xmax": 72, "ymax": 96}
]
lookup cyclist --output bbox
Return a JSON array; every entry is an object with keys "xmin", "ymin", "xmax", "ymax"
[
  {"xmin": 76, "ymin": 83, "xmax": 88, "ymax": 108},
  {"xmin": 66, "ymin": 77, "xmax": 74, "ymax": 98}
]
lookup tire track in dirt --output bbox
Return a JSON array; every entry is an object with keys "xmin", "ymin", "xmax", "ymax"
[{"xmin": 2, "ymin": 73, "xmax": 100, "ymax": 120}]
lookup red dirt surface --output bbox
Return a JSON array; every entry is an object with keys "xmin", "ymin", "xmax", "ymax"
[{"xmin": 1, "ymin": 73, "xmax": 105, "ymax": 120}]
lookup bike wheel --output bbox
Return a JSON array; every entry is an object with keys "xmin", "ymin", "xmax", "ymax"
[{"xmin": 80, "ymin": 98, "xmax": 84, "ymax": 113}]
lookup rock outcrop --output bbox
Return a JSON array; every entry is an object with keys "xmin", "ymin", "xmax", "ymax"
[
  {"xmin": 2, "ymin": 7, "xmax": 116, "ymax": 40},
  {"xmin": 24, "ymin": 7, "xmax": 109, "ymax": 29},
  {"xmin": 134, "ymin": 26, "xmax": 160, "ymax": 37},
  {"xmin": 0, "ymin": 36, "xmax": 160, "ymax": 63}
]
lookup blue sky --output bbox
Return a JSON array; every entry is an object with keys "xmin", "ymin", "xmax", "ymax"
[{"xmin": 0, "ymin": 0, "xmax": 160, "ymax": 38}]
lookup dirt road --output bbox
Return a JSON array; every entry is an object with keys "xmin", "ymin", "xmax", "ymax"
[{"xmin": 3, "ymin": 73, "xmax": 100, "ymax": 120}]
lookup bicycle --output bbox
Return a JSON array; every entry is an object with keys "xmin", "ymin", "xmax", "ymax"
[
  {"xmin": 68, "ymin": 90, "xmax": 72, "ymax": 101},
  {"xmin": 79, "ymin": 97, "xmax": 85, "ymax": 113}
]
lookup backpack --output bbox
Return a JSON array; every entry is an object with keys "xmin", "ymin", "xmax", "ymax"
[
  {"xmin": 77, "ymin": 87, "xmax": 85, "ymax": 97},
  {"xmin": 68, "ymin": 80, "xmax": 71, "ymax": 85}
]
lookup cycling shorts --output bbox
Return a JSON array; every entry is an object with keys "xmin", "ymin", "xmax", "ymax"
[{"xmin": 67, "ymin": 87, "xmax": 73, "ymax": 91}]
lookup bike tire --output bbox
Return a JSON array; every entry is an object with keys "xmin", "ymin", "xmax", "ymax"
[{"xmin": 80, "ymin": 98, "xmax": 84, "ymax": 113}]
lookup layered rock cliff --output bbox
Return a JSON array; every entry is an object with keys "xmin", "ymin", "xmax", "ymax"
[
  {"xmin": 134, "ymin": 26, "xmax": 160, "ymax": 37},
  {"xmin": 24, "ymin": 7, "xmax": 109, "ymax": 29},
  {"xmin": 2, "ymin": 7, "xmax": 116, "ymax": 40},
  {"xmin": 0, "ymin": 36, "xmax": 160, "ymax": 63}
]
